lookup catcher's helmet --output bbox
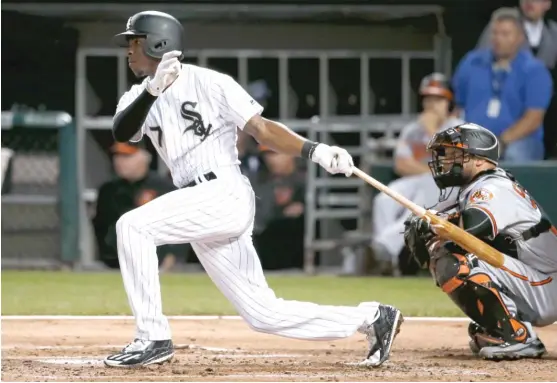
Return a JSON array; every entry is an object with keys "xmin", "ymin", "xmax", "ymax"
[
  {"xmin": 419, "ymin": 73, "xmax": 453, "ymax": 101},
  {"xmin": 113, "ymin": 11, "xmax": 185, "ymax": 60},
  {"xmin": 427, "ymin": 123, "xmax": 500, "ymax": 198}
]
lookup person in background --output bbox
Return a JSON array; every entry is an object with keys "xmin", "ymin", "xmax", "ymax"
[
  {"xmin": 477, "ymin": 1, "xmax": 557, "ymax": 68},
  {"xmin": 93, "ymin": 142, "xmax": 187, "ymax": 272},
  {"xmin": 477, "ymin": 0, "xmax": 557, "ymax": 159},
  {"xmin": 453, "ymin": 7, "xmax": 553, "ymax": 162},
  {"xmin": 252, "ymin": 145, "xmax": 305, "ymax": 270},
  {"xmin": 370, "ymin": 73, "xmax": 463, "ymax": 276}
]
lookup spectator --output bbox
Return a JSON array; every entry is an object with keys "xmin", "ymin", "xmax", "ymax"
[
  {"xmin": 370, "ymin": 73, "xmax": 463, "ymax": 276},
  {"xmin": 92, "ymin": 142, "xmax": 187, "ymax": 272},
  {"xmin": 252, "ymin": 146, "xmax": 305, "ymax": 270},
  {"xmin": 453, "ymin": 7, "xmax": 553, "ymax": 162},
  {"xmin": 477, "ymin": 1, "xmax": 557, "ymax": 70},
  {"xmin": 477, "ymin": 0, "xmax": 557, "ymax": 158}
]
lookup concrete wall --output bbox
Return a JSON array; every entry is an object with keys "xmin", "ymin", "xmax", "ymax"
[{"xmin": 71, "ymin": 21, "xmax": 434, "ymax": 51}]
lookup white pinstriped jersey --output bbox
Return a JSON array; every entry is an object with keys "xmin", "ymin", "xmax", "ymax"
[
  {"xmin": 115, "ymin": 64, "xmax": 263, "ymax": 188},
  {"xmin": 458, "ymin": 168, "xmax": 557, "ymax": 275}
]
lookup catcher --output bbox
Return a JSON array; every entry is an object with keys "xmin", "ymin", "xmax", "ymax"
[{"xmin": 403, "ymin": 122, "xmax": 557, "ymax": 360}]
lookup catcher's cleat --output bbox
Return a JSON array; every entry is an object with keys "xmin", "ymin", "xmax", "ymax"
[
  {"xmin": 360, "ymin": 304, "xmax": 404, "ymax": 367},
  {"xmin": 104, "ymin": 339, "xmax": 174, "ymax": 368},
  {"xmin": 479, "ymin": 337, "xmax": 546, "ymax": 360},
  {"xmin": 468, "ymin": 322, "xmax": 482, "ymax": 355},
  {"xmin": 468, "ymin": 321, "xmax": 547, "ymax": 360},
  {"xmin": 468, "ymin": 322, "xmax": 505, "ymax": 355}
]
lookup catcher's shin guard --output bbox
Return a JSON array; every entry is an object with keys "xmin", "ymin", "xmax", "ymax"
[{"xmin": 431, "ymin": 251, "xmax": 530, "ymax": 345}]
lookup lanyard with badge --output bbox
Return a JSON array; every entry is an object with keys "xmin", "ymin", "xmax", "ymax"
[{"xmin": 487, "ymin": 65, "xmax": 508, "ymax": 118}]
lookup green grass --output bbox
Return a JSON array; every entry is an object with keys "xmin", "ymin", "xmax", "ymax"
[{"xmin": 1, "ymin": 271, "xmax": 464, "ymax": 317}]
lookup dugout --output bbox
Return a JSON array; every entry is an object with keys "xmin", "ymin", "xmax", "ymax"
[{"xmin": 1, "ymin": 0, "xmax": 528, "ymax": 273}]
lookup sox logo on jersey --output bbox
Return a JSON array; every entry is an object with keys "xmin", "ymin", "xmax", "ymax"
[{"xmin": 181, "ymin": 101, "xmax": 212, "ymax": 142}]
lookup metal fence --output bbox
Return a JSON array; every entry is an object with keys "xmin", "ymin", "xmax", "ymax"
[{"xmin": 1, "ymin": 112, "xmax": 78, "ymax": 269}]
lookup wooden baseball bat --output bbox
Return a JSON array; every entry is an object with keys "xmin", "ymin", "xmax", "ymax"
[{"xmin": 352, "ymin": 167, "xmax": 505, "ymax": 268}]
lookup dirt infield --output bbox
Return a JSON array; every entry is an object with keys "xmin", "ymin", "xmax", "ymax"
[{"xmin": 2, "ymin": 318, "xmax": 556, "ymax": 382}]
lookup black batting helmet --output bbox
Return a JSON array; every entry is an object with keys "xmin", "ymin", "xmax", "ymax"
[
  {"xmin": 427, "ymin": 123, "xmax": 500, "ymax": 199},
  {"xmin": 113, "ymin": 11, "xmax": 185, "ymax": 60},
  {"xmin": 419, "ymin": 73, "xmax": 453, "ymax": 101}
]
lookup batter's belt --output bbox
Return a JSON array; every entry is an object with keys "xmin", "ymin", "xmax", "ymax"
[{"xmin": 182, "ymin": 171, "xmax": 217, "ymax": 188}]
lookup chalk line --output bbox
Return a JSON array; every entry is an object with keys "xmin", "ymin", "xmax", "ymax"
[
  {"xmin": 3, "ymin": 315, "xmax": 555, "ymax": 326},
  {"xmin": 2, "ymin": 344, "xmax": 232, "ymax": 352},
  {"xmin": 2, "ymin": 374, "xmax": 303, "ymax": 381},
  {"xmin": 1, "ymin": 315, "xmax": 469, "ymax": 321}
]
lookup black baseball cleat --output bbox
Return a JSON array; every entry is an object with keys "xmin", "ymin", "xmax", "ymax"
[
  {"xmin": 468, "ymin": 321, "xmax": 547, "ymax": 360},
  {"xmin": 104, "ymin": 339, "xmax": 175, "ymax": 368},
  {"xmin": 362, "ymin": 304, "xmax": 404, "ymax": 367},
  {"xmin": 468, "ymin": 321, "xmax": 502, "ymax": 355}
]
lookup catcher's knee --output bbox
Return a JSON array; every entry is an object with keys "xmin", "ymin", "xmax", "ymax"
[
  {"xmin": 431, "ymin": 248, "xmax": 476, "ymax": 293},
  {"xmin": 432, "ymin": 248, "xmax": 530, "ymax": 344}
]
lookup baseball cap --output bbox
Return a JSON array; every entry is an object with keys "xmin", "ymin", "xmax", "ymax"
[
  {"xmin": 110, "ymin": 142, "xmax": 141, "ymax": 155},
  {"xmin": 419, "ymin": 73, "xmax": 453, "ymax": 101}
]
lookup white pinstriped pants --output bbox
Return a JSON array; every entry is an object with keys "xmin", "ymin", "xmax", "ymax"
[{"xmin": 116, "ymin": 166, "xmax": 380, "ymax": 341}]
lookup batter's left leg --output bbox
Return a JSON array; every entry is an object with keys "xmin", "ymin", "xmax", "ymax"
[{"xmin": 192, "ymin": 232, "xmax": 404, "ymax": 366}]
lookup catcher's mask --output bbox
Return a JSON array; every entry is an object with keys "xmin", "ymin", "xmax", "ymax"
[{"xmin": 427, "ymin": 123, "xmax": 500, "ymax": 201}]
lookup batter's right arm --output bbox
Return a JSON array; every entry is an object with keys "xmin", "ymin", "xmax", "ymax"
[
  {"xmin": 244, "ymin": 116, "xmax": 354, "ymax": 177},
  {"xmin": 243, "ymin": 116, "xmax": 305, "ymax": 158},
  {"xmin": 215, "ymin": 73, "xmax": 354, "ymax": 176}
]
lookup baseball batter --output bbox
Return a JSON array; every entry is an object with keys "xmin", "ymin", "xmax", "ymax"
[
  {"xmin": 371, "ymin": 73, "xmax": 463, "ymax": 275},
  {"xmin": 404, "ymin": 123, "xmax": 557, "ymax": 360},
  {"xmin": 103, "ymin": 11, "xmax": 404, "ymax": 368}
]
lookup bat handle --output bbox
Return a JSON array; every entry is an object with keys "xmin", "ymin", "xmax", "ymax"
[{"xmin": 352, "ymin": 167, "xmax": 426, "ymax": 217}]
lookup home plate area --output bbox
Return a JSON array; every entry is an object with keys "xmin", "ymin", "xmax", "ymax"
[{"xmin": 2, "ymin": 318, "xmax": 556, "ymax": 381}]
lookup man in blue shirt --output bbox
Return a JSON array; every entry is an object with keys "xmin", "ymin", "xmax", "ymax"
[{"xmin": 453, "ymin": 7, "xmax": 553, "ymax": 162}]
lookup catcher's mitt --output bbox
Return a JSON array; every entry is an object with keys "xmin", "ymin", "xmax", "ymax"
[{"xmin": 403, "ymin": 214, "xmax": 435, "ymax": 268}]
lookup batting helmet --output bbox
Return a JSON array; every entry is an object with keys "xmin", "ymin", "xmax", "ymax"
[
  {"xmin": 427, "ymin": 123, "xmax": 500, "ymax": 198},
  {"xmin": 419, "ymin": 73, "xmax": 453, "ymax": 101},
  {"xmin": 113, "ymin": 11, "xmax": 185, "ymax": 60}
]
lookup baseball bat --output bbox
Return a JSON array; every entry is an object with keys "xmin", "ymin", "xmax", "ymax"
[{"xmin": 352, "ymin": 167, "xmax": 505, "ymax": 268}]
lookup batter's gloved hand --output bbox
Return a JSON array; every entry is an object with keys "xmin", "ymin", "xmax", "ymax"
[
  {"xmin": 311, "ymin": 144, "xmax": 354, "ymax": 177},
  {"xmin": 146, "ymin": 51, "xmax": 182, "ymax": 96}
]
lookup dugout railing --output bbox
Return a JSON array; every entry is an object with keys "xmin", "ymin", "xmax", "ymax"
[
  {"xmin": 302, "ymin": 115, "xmax": 414, "ymax": 274},
  {"xmin": 1, "ymin": 111, "xmax": 79, "ymax": 268}
]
